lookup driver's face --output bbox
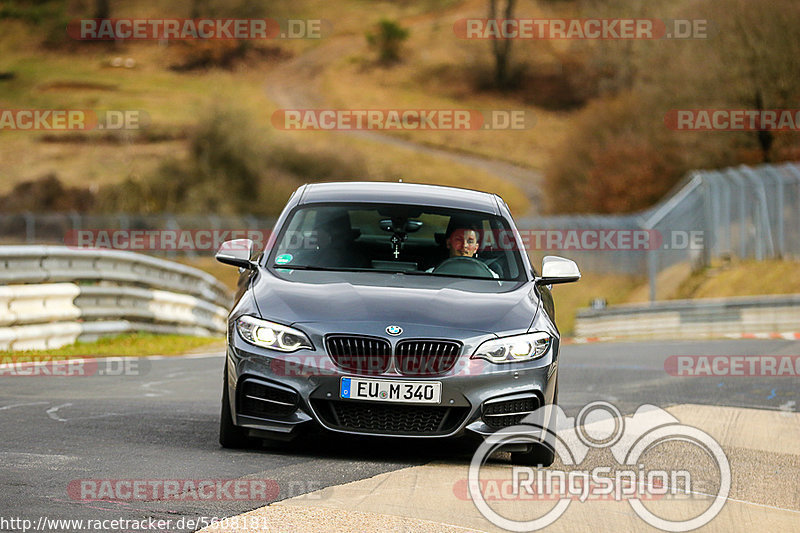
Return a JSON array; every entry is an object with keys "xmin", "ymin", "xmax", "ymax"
[{"xmin": 447, "ymin": 229, "xmax": 479, "ymax": 257}]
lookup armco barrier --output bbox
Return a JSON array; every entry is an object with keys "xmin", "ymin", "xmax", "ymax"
[
  {"xmin": 0, "ymin": 245, "xmax": 229, "ymax": 307},
  {"xmin": 0, "ymin": 283, "xmax": 81, "ymax": 327},
  {"xmin": 575, "ymin": 294, "xmax": 800, "ymax": 341},
  {"xmin": 0, "ymin": 246, "xmax": 231, "ymax": 351},
  {"xmin": 75, "ymin": 286, "xmax": 226, "ymax": 333},
  {"xmin": 0, "ymin": 322, "xmax": 84, "ymax": 352}
]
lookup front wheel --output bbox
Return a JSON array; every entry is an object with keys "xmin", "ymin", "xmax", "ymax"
[
  {"xmin": 510, "ymin": 383, "xmax": 558, "ymax": 467},
  {"xmin": 510, "ymin": 442, "xmax": 556, "ymax": 467},
  {"xmin": 219, "ymin": 364, "xmax": 252, "ymax": 449}
]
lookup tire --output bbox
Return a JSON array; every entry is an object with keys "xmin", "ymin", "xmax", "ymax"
[
  {"xmin": 219, "ymin": 364, "xmax": 251, "ymax": 449},
  {"xmin": 510, "ymin": 442, "xmax": 556, "ymax": 467},
  {"xmin": 510, "ymin": 383, "xmax": 558, "ymax": 467}
]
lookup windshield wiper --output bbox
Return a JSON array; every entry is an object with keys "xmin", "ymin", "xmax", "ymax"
[{"xmin": 270, "ymin": 265, "xmax": 368, "ymax": 272}]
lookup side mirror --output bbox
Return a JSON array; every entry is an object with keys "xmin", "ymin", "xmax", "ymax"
[
  {"xmin": 215, "ymin": 239, "xmax": 257, "ymax": 270},
  {"xmin": 536, "ymin": 256, "xmax": 580, "ymax": 285}
]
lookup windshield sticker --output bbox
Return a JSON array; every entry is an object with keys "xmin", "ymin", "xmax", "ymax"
[{"xmin": 275, "ymin": 253, "xmax": 293, "ymax": 264}]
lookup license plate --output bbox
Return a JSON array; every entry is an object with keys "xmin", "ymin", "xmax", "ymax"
[{"xmin": 340, "ymin": 377, "xmax": 441, "ymax": 404}]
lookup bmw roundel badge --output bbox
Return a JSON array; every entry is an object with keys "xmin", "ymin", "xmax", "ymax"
[{"xmin": 386, "ymin": 325, "xmax": 403, "ymax": 336}]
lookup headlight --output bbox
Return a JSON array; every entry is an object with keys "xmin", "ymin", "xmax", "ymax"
[
  {"xmin": 471, "ymin": 331, "xmax": 552, "ymax": 364},
  {"xmin": 236, "ymin": 316, "xmax": 312, "ymax": 352}
]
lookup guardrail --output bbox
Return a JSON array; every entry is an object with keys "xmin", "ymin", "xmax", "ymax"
[
  {"xmin": 0, "ymin": 246, "xmax": 231, "ymax": 351},
  {"xmin": 0, "ymin": 245, "xmax": 230, "ymax": 306},
  {"xmin": 574, "ymin": 294, "xmax": 800, "ymax": 341}
]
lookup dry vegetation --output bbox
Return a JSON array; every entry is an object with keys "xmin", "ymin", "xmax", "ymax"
[
  {"xmin": 0, "ymin": 0, "xmax": 531, "ymax": 216},
  {"xmin": 0, "ymin": 333, "xmax": 223, "ymax": 357},
  {"xmin": 542, "ymin": 0, "xmax": 800, "ymax": 213},
  {"xmin": 4, "ymin": 0, "xmax": 797, "ymax": 217},
  {"xmin": 671, "ymin": 259, "xmax": 800, "ymax": 300}
]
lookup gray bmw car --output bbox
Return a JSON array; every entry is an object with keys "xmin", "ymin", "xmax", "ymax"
[{"xmin": 215, "ymin": 182, "xmax": 580, "ymax": 465}]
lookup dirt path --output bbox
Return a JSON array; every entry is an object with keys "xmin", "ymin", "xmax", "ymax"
[{"xmin": 264, "ymin": 37, "xmax": 543, "ymax": 215}]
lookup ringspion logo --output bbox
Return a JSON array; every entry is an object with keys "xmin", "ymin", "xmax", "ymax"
[{"xmin": 469, "ymin": 402, "xmax": 730, "ymax": 531}]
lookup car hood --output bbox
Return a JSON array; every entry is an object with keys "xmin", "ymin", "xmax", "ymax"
[{"xmin": 251, "ymin": 271, "xmax": 539, "ymax": 335}]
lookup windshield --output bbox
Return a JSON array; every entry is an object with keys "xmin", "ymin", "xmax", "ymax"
[{"xmin": 267, "ymin": 203, "xmax": 526, "ymax": 282}]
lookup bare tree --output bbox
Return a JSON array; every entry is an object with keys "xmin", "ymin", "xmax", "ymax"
[
  {"xmin": 93, "ymin": 0, "xmax": 110, "ymax": 19},
  {"xmin": 190, "ymin": 0, "xmax": 211, "ymax": 18},
  {"xmin": 488, "ymin": 0, "xmax": 516, "ymax": 88},
  {"xmin": 709, "ymin": 0, "xmax": 800, "ymax": 161}
]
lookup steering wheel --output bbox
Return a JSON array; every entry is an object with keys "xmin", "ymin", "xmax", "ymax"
[
  {"xmin": 482, "ymin": 256, "xmax": 504, "ymax": 277},
  {"xmin": 432, "ymin": 256, "xmax": 496, "ymax": 278}
]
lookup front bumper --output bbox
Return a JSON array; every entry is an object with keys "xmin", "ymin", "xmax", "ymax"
[{"xmin": 225, "ymin": 328, "xmax": 559, "ymax": 441}]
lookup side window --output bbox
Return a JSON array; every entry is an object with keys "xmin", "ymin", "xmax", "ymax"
[
  {"xmin": 487, "ymin": 217, "xmax": 520, "ymax": 279},
  {"xmin": 479, "ymin": 219, "xmax": 493, "ymax": 251}
]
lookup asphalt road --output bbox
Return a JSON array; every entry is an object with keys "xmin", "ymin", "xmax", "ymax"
[{"xmin": 1, "ymin": 339, "xmax": 797, "ymax": 532}]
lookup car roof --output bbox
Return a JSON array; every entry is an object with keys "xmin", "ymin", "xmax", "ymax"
[{"xmin": 298, "ymin": 181, "xmax": 500, "ymax": 215}]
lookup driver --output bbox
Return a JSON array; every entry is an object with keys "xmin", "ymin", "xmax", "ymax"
[
  {"xmin": 446, "ymin": 227, "xmax": 480, "ymax": 258},
  {"xmin": 429, "ymin": 225, "xmax": 499, "ymax": 278}
]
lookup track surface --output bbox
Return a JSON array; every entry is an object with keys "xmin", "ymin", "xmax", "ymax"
[{"xmin": 1, "ymin": 339, "xmax": 797, "ymax": 531}]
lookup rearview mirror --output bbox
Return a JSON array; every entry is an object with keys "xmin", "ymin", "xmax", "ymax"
[
  {"xmin": 536, "ymin": 256, "xmax": 580, "ymax": 285},
  {"xmin": 379, "ymin": 219, "xmax": 395, "ymax": 232},
  {"xmin": 380, "ymin": 218, "xmax": 423, "ymax": 233},
  {"xmin": 405, "ymin": 220, "xmax": 423, "ymax": 232},
  {"xmin": 215, "ymin": 239, "xmax": 257, "ymax": 270}
]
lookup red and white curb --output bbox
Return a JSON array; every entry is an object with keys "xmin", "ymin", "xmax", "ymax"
[
  {"xmin": 567, "ymin": 332, "xmax": 800, "ymax": 344},
  {"xmin": 566, "ymin": 336, "xmax": 620, "ymax": 344},
  {"xmin": 724, "ymin": 332, "xmax": 800, "ymax": 340}
]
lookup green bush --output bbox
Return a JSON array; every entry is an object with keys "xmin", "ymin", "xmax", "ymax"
[{"xmin": 366, "ymin": 19, "xmax": 410, "ymax": 64}]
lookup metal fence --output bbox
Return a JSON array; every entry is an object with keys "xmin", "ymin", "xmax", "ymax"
[
  {"xmin": 517, "ymin": 161, "xmax": 800, "ymax": 300},
  {"xmin": 0, "ymin": 213, "xmax": 274, "ymax": 257},
  {"xmin": 3, "ymin": 162, "xmax": 799, "ymax": 301}
]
